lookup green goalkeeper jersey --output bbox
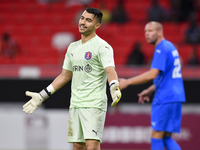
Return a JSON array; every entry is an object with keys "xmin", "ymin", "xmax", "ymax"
[{"xmin": 62, "ymin": 35, "xmax": 115, "ymax": 111}]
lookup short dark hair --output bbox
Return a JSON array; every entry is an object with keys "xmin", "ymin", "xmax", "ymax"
[{"xmin": 86, "ymin": 7, "xmax": 103, "ymax": 23}]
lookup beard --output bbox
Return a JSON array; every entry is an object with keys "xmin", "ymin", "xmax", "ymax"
[
  {"xmin": 79, "ymin": 29, "xmax": 94, "ymax": 37},
  {"xmin": 150, "ymin": 40, "xmax": 156, "ymax": 46},
  {"xmin": 148, "ymin": 37, "xmax": 157, "ymax": 46}
]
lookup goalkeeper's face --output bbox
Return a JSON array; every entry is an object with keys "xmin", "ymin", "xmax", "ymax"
[{"xmin": 78, "ymin": 11, "xmax": 100, "ymax": 36}]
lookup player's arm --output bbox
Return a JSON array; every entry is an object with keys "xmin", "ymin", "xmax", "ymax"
[
  {"xmin": 138, "ymin": 84, "xmax": 155, "ymax": 104},
  {"xmin": 51, "ymin": 69, "xmax": 72, "ymax": 91},
  {"xmin": 105, "ymin": 66, "xmax": 121, "ymax": 107},
  {"xmin": 119, "ymin": 68, "xmax": 159, "ymax": 90},
  {"xmin": 105, "ymin": 66, "xmax": 118, "ymax": 83},
  {"xmin": 23, "ymin": 69, "xmax": 72, "ymax": 114}
]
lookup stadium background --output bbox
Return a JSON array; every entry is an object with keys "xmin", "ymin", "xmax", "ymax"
[{"xmin": 0, "ymin": 0, "xmax": 200, "ymax": 150}]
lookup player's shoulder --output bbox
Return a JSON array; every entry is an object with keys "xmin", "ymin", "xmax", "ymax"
[
  {"xmin": 159, "ymin": 39, "xmax": 176, "ymax": 51},
  {"xmin": 163, "ymin": 39, "xmax": 174, "ymax": 45},
  {"xmin": 69, "ymin": 40, "xmax": 80, "ymax": 47},
  {"xmin": 163, "ymin": 39, "xmax": 175, "ymax": 47},
  {"xmin": 67, "ymin": 40, "xmax": 80, "ymax": 51},
  {"xmin": 95, "ymin": 35, "xmax": 113, "ymax": 50}
]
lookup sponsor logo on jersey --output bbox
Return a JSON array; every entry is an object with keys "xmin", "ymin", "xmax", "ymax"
[
  {"xmin": 84, "ymin": 64, "xmax": 92, "ymax": 73},
  {"xmin": 72, "ymin": 64, "xmax": 92, "ymax": 73},
  {"xmin": 85, "ymin": 51, "xmax": 92, "ymax": 60},
  {"xmin": 73, "ymin": 66, "xmax": 83, "ymax": 71}
]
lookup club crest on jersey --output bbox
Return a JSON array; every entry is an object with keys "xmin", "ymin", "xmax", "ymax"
[{"xmin": 85, "ymin": 51, "xmax": 92, "ymax": 60}]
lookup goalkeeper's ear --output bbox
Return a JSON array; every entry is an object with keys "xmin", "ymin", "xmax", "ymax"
[{"xmin": 95, "ymin": 23, "xmax": 101, "ymax": 30}]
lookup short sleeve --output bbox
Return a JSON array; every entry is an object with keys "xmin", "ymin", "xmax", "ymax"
[
  {"xmin": 98, "ymin": 44, "xmax": 115, "ymax": 69},
  {"xmin": 62, "ymin": 44, "xmax": 73, "ymax": 71},
  {"xmin": 151, "ymin": 49, "xmax": 167, "ymax": 72}
]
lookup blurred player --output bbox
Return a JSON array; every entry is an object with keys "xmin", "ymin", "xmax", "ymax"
[
  {"xmin": 119, "ymin": 21, "xmax": 186, "ymax": 150},
  {"xmin": 23, "ymin": 7, "xmax": 121, "ymax": 150}
]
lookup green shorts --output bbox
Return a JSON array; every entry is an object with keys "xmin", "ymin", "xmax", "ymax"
[{"xmin": 68, "ymin": 108, "xmax": 106, "ymax": 143}]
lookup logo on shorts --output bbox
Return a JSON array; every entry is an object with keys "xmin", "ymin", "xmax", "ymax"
[
  {"xmin": 85, "ymin": 51, "xmax": 92, "ymax": 60},
  {"xmin": 92, "ymin": 130, "xmax": 97, "ymax": 135}
]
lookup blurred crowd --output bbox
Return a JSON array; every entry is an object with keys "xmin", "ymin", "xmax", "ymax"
[
  {"xmin": 0, "ymin": 33, "xmax": 19, "ymax": 58},
  {"xmin": 127, "ymin": 0, "xmax": 200, "ymax": 66},
  {"xmin": 1, "ymin": 0, "xmax": 200, "ymax": 66}
]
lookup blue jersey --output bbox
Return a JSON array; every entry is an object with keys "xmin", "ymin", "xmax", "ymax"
[{"xmin": 151, "ymin": 39, "xmax": 186, "ymax": 104}]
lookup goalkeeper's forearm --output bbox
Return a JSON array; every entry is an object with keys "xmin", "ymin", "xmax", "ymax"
[
  {"xmin": 39, "ymin": 69, "xmax": 72, "ymax": 100},
  {"xmin": 23, "ymin": 69, "xmax": 72, "ymax": 114},
  {"xmin": 49, "ymin": 70, "xmax": 72, "ymax": 92},
  {"xmin": 105, "ymin": 66, "xmax": 118, "ymax": 84}
]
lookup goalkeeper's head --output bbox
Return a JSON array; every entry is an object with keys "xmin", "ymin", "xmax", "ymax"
[
  {"xmin": 85, "ymin": 7, "xmax": 103, "ymax": 24},
  {"xmin": 79, "ymin": 7, "xmax": 103, "ymax": 36}
]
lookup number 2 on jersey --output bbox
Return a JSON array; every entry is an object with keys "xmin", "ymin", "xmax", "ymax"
[{"xmin": 172, "ymin": 58, "xmax": 182, "ymax": 78}]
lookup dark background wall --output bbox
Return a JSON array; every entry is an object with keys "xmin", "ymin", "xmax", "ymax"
[{"xmin": 1, "ymin": 79, "xmax": 199, "ymax": 108}]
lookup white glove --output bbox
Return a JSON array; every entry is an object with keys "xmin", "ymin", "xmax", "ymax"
[
  {"xmin": 23, "ymin": 91, "xmax": 45, "ymax": 114},
  {"xmin": 23, "ymin": 84, "xmax": 56, "ymax": 114},
  {"xmin": 110, "ymin": 80, "xmax": 122, "ymax": 107}
]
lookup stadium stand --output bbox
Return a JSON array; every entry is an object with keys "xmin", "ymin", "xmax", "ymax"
[{"xmin": 0, "ymin": 0, "xmax": 196, "ymax": 65}]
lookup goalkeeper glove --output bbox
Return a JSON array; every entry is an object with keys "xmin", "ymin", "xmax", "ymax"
[
  {"xmin": 110, "ymin": 80, "xmax": 122, "ymax": 107},
  {"xmin": 23, "ymin": 84, "xmax": 55, "ymax": 114}
]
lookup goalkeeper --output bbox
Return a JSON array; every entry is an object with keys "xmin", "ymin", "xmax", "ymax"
[{"xmin": 23, "ymin": 7, "xmax": 121, "ymax": 150}]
